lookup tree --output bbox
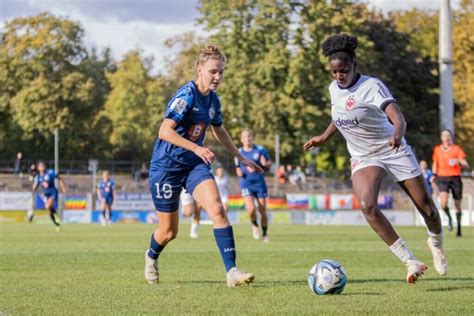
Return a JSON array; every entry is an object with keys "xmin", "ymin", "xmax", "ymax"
[{"xmin": 103, "ymin": 50, "xmax": 167, "ymax": 160}]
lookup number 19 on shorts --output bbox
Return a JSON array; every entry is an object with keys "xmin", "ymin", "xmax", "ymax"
[{"xmin": 155, "ymin": 182, "xmax": 172, "ymax": 199}]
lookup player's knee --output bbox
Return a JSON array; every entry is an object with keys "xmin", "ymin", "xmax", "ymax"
[
  {"xmin": 159, "ymin": 229, "xmax": 178, "ymax": 243},
  {"xmin": 360, "ymin": 200, "xmax": 378, "ymax": 219},
  {"xmin": 209, "ymin": 202, "xmax": 225, "ymax": 216}
]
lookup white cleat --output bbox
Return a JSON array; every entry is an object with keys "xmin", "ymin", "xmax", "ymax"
[
  {"xmin": 252, "ymin": 225, "xmax": 260, "ymax": 240},
  {"xmin": 427, "ymin": 237, "xmax": 448, "ymax": 276},
  {"xmin": 190, "ymin": 223, "xmax": 199, "ymax": 239},
  {"xmin": 262, "ymin": 235, "xmax": 270, "ymax": 243},
  {"xmin": 144, "ymin": 251, "xmax": 159, "ymax": 284},
  {"xmin": 406, "ymin": 259, "xmax": 428, "ymax": 284},
  {"xmin": 226, "ymin": 267, "xmax": 255, "ymax": 288}
]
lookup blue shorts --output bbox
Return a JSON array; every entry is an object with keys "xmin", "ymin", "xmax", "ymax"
[
  {"xmin": 43, "ymin": 189, "xmax": 58, "ymax": 203},
  {"xmin": 240, "ymin": 181, "xmax": 268, "ymax": 199},
  {"xmin": 101, "ymin": 196, "xmax": 113, "ymax": 206},
  {"xmin": 148, "ymin": 163, "xmax": 214, "ymax": 212}
]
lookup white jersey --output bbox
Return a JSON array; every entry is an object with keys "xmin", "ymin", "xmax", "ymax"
[
  {"xmin": 329, "ymin": 74, "xmax": 408, "ymax": 158},
  {"xmin": 215, "ymin": 175, "xmax": 228, "ymax": 199}
]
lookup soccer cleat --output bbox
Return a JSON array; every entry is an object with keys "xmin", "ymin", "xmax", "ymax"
[
  {"xmin": 226, "ymin": 267, "xmax": 255, "ymax": 288},
  {"xmin": 427, "ymin": 237, "xmax": 448, "ymax": 276},
  {"xmin": 144, "ymin": 251, "xmax": 159, "ymax": 284},
  {"xmin": 252, "ymin": 225, "xmax": 260, "ymax": 240},
  {"xmin": 55, "ymin": 226, "xmax": 62, "ymax": 232},
  {"xmin": 262, "ymin": 235, "xmax": 270, "ymax": 243},
  {"xmin": 405, "ymin": 259, "xmax": 428, "ymax": 284},
  {"xmin": 456, "ymin": 232, "xmax": 462, "ymax": 238},
  {"xmin": 190, "ymin": 223, "xmax": 199, "ymax": 239}
]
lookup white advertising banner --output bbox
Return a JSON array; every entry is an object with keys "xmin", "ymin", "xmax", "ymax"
[
  {"xmin": 112, "ymin": 193, "xmax": 155, "ymax": 211},
  {"xmin": 0, "ymin": 192, "xmax": 32, "ymax": 210}
]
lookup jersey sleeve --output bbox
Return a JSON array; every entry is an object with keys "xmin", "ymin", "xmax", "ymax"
[
  {"xmin": 111, "ymin": 180, "xmax": 116, "ymax": 190},
  {"xmin": 456, "ymin": 145, "xmax": 467, "ymax": 159},
  {"xmin": 259, "ymin": 146, "xmax": 271, "ymax": 160},
  {"xmin": 164, "ymin": 89, "xmax": 194, "ymax": 124},
  {"xmin": 211, "ymin": 95, "xmax": 223, "ymax": 127},
  {"xmin": 367, "ymin": 79, "xmax": 396, "ymax": 111}
]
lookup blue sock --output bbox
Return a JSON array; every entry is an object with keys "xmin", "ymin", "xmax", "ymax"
[
  {"xmin": 213, "ymin": 226, "xmax": 236, "ymax": 272},
  {"xmin": 147, "ymin": 233, "xmax": 164, "ymax": 260}
]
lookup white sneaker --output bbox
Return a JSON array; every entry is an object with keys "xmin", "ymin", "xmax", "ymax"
[
  {"xmin": 262, "ymin": 236, "xmax": 269, "ymax": 243},
  {"xmin": 427, "ymin": 237, "xmax": 448, "ymax": 276},
  {"xmin": 406, "ymin": 259, "xmax": 428, "ymax": 284},
  {"xmin": 190, "ymin": 223, "xmax": 199, "ymax": 239},
  {"xmin": 226, "ymin": 267, "xmax": 255, "ymax": 288},
  {"xmin": 144, "ymin": 251, "xmax": 159, "ymax": 284},
  {"xmin": 252, "ymin": 225, "xmax": 260, "ymax": 240}
]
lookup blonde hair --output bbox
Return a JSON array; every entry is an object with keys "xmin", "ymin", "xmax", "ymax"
[{"xmin": 195, "ymin": 45, "xmax": 226, "ymax": 68}]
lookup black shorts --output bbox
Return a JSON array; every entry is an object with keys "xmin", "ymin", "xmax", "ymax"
[{"xmin": 437, "ymin": 176, "xmax": 463, "ymax": 200}]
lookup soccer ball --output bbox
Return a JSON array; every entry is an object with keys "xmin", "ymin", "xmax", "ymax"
[{"xmin": 308, "ymin": 259, "xmax": 347, "ymax": 295}]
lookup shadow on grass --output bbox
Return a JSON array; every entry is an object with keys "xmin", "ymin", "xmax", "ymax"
[{"xmin": 426, "ymin": 285, "xmax": 474, "ymax": 292}]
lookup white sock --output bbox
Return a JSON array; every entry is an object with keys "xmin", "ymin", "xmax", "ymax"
[
  {"xmin": 389, "ymin": 238, "xmax": 415, "ymax": 263},
  {"xmin": 427, "ymin": 230, "xmax": 443, "ymax": 248},
  {"xmin": 191, "ymin": 222, "xmax": 199, "ymax": 233}
]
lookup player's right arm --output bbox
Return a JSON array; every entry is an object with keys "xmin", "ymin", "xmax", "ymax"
[
  {"xmin": 159, "ymin": 118, "xmax": 215, "ymax": 165},
  {"xmin": 32, "ymin": 175, "xmax": 39, "ymax": 192},
  {"xmin": 303, "ymin": 122, "xmax": 338, "ymax": 151},
  {"xmin": 96, "ymin": 184, "xmax": 103, "ymax": 201}
]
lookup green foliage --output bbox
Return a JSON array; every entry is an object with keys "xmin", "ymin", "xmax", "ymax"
[{"xmin": 103, "ymin": 51, "xmax": 167, "ymax": 160}]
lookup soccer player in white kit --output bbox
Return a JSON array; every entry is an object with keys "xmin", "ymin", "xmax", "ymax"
[
  {"xmin": 215, "ymin": 165, "xmax": 229, "ymax": 212},
  {"xmin": 303, "ymin": 34, "xmax": 447, "ymax": 284},
  {"xmin": 180, "ymin": 190, "xmax": 202, "ymax": 238}
]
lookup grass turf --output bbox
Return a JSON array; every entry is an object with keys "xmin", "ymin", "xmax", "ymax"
[{"xmin": 0, "ymin": 223, "xmax": 473, "ymax": 315}]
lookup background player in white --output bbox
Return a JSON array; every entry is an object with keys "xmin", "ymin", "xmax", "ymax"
[
  {"xmin": 180, "ymin": 189, "xmax": 202, "ymax": 238},
  {"xmin": 214, "ymin": 165, "xmax": 229, "ymax": 212},
  {"xmin": 303, "ymin": 34, "xmax": 447, "ymax": 283}
]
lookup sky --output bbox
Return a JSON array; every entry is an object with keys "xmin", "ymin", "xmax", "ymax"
[{"xmin": 0, "ymin": 0, "xmax": 458, "ymax": 73}]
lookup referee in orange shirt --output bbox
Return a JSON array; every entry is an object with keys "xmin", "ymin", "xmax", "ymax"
[{"xmin": 432, "ymin": 130, "xmax": 469, "ymax": 237}]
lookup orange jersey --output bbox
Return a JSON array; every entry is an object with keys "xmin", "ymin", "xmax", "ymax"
[{"xmin": 432, "ymin": 144, "xmax": 466, "ymax": 177}]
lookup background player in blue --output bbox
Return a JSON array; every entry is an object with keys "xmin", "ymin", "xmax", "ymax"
[
  {"xmin": 32, "ymin": 161, "xmax": 67, "ymax": 230},
  {"xmin": 96, "ymin": 170, "xmax": 115, "ymax": 226},
  {"xmin": 235, "ymin": 129, "xmax": 272, "ymax": 242},
  {"xmin": 144, "ymin": 45, "xmax": 263, "ymax": 287}
]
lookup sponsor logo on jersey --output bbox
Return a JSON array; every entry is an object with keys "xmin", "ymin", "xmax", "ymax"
[
  {"xmin": 334, "ymin": 117, "xmax": 359, "ymax": 128},
  {"xmin": 209, "ymin": 105, "xmax": 215, "ymax": 119},
  {"xmin": 345, "ymin": 97, "xmax": 356, "ymax": 110},
  {"xmin": 376, "ymin": 82, "xmax": 390, "ymax": 98},
  {"xmin": 170, "ymin": 98, "xmax": 187, "ymax": 114}
]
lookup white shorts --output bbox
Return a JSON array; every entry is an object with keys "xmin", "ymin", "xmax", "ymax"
[
  {"xmin": 220, "ymin": 194, "xmax": 228, "ymax": 205},
  {"xmin": 351, "ymin": 148, "xmax": 421, "ymax": 182},
  {"xmin": 180, "ymin": 190, "xmax": 194, "ymax": 206}
]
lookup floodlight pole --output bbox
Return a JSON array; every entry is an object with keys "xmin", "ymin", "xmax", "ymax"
[
  {"xmin": 54, "ymin": 127, "xmax": 59, "ymax": 173},
  {"xmin": 439, "ymin": 0, "xmax": 454, "ymax": 133}
]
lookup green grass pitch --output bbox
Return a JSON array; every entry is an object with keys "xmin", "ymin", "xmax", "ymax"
[{"xmin": 1, "ymin": 223, "xmax": 473, "ymax": 315}]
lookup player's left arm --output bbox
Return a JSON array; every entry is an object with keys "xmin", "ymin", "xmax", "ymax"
[
  {"xmin": 212, "ymin": 125, "xmax": 263, "ymax": 173},
  {"xmin": 384, "ymin": 103, "xmax": 406, "ymax": 152},
  {"xmin": 260, "ymin": 148, "xmax": 272, "ymax": 169},
  {"xmin": 57, "ymin": 175, "xmax": 67, "ymax": 194},
  {"xmin": 457, "ymin": 147, "xmax": 469, "ymax": 169}
]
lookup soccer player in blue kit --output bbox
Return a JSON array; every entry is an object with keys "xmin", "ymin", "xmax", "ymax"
[
  {"xmin": 96, "ymin": 170, "xmax": 115, "ymax": 226},
  {"xmin": 235, "ymin": 129, "xmax": 272, "ymax": 242},
  {"xmin": 32, "ymin": 161, "xmax": 67, "ymax": 231},
  {"xmin": 144, "ymin": 45, "xmax": 262, "ymax": 287}
]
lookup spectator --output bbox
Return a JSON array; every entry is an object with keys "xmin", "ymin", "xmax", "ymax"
[
  {"xmin": 134, "ymin": 163, "xmax": 149, "ymax": 181},
  {"xmin": 14, "ymin": 152, "xmax": 23, "ymax": 175},
  {"xmin": 289, "ymin": 165, "xmax": 307, "ymax": 189},
  {"xmin": 276, "ymin": 165, "xmax": 287, "ymax": 184}
]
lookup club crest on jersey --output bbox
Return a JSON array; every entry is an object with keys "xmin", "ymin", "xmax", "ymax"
[
  {"xmin": 345, "ymin": 97, "xmax": 356, "ymax": 110},
  {"xmin": 209, "ymin": 105, "xmax": 215, "ymax": 119},
  {"xmin": 170, "ymin": 98, "xmax": 187, "ymax": 114},
  {"xmin": 253, "ymin": 153, "xmax": 259, "ymax": 160}
]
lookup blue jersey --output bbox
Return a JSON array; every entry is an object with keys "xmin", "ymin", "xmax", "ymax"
[
  {"xmin": 150, "ymin": 81, "xmax": 223, "ymax": 172},
  {"xmin": 235, "ymin": 145, "xmax": 270, "ymax": 186},
  {"xmin": 34, "ymin": 169, "xmax": 58, "ymax": 194},
  {"xmin": 97, "ymin": 179, "xmax": 115, "ymax": 200},
  {"xmin": 423, "ymin": 170, "xmax": 434, "ymax": 195}
]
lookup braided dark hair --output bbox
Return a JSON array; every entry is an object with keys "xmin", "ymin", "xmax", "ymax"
[{"xmin": 322, "ymin": 34, "xmax": 358, "ymax": 63}]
